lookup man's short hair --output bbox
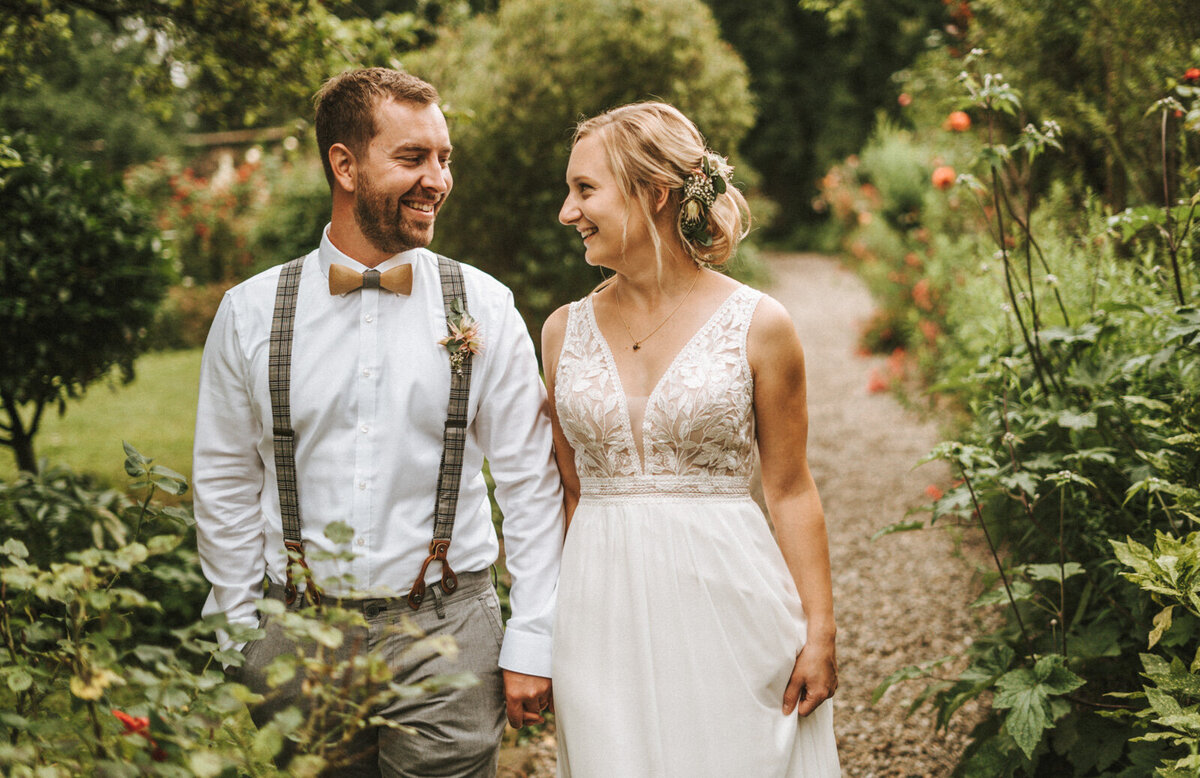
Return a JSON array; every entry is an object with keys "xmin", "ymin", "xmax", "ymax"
[{"xmin": 314, "ymin": 68, "xmax": 440, "ymax": 188}]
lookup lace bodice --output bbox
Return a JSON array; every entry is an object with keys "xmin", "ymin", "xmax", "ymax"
[{"xmin": 555, "ymin": 286, "xmax": 762, "ymax": 497}]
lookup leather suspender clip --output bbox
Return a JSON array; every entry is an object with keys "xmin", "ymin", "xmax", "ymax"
[
  {"xmin": 407, "ymin": 539, "xmax": 459, "ymax": 609},
  {"xmin": 283, "ymin": 540, "xmax": 324, "ymax": 607}
]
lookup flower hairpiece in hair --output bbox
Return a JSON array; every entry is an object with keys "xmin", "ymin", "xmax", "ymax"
[{"xmin": 680, "ymin": 151, "xmax": 733, "ymax": 248}]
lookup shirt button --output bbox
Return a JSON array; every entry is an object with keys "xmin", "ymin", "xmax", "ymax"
[
  {"xmin": 356, "ymin": 537, "xmax": 366, "ymax": 546},
  {"xmin": 362, "ymin": 368, "xmax": 371, "ymax": 377},
  {"xmin": 360, "ymin": 424, "xmax": 369, "ymax": 434},
  {"xmin": 357, "ymin": 480, "xmax": 367, "ymax": 490},
  {"xmin": 364, "ymin": 314, "xmax": 374, "ymax": 323}
]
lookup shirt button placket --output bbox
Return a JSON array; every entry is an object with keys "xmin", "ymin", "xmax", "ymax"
[{"xmin": 353, "ymin": 282, "xmax": 380, "ymax": 587}]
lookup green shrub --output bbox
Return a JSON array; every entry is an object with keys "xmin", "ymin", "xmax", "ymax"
[
  {"xmin": 410, "ymin": 0, "xmax": 758, "ymax": 333},
  {"xmin": 0, "ymin": 134, "xmax": 170, "ymax": 474},
  {"xmin": 0, "ymin": 446, "xmax": 475, "ymax": 775}
]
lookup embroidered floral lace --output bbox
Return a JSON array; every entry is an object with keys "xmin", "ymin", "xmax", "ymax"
[{"xmin": 555, "ymin": 286, "xmax": 762, "ymax": 501}]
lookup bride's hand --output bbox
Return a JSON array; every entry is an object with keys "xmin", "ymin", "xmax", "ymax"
[{"xmin": 782, "ymin": 640, "xmax": 838, "ymax": 717}]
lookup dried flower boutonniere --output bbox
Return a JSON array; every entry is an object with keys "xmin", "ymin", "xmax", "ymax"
[{"xmin": 438, "ymin": 298, "xmax": 484, "ymax": 374}]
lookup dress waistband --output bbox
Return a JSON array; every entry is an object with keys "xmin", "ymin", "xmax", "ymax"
[{"xmin": 579, "ymin": 474, "xmax": 752, "ymax": 504}]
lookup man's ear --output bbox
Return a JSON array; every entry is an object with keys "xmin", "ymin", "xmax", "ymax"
[{"xmin": 329, "ymin": 143, "xmax": 357, "ymax": 194}]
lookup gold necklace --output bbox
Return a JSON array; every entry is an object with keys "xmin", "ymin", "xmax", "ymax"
[{"xmin": 614, "ymin": 269, "xmax": 702, "ymax": 351}]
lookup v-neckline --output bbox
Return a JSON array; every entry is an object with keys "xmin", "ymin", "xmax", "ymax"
[{"xmin": 584, "ymin": 287, "xmax": 743, "ymax": 475}]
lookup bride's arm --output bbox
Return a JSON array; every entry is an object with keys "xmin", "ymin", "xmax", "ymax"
[
  {"xmin": 748, "ymin": 295, "xmax": 838, "ymax": 717},
  {"xmin": 541, "ymin": 305, "xmax": 581, "ymax": 530}
]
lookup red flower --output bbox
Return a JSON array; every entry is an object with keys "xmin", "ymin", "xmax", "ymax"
[
  {"xmin": 1185, "ymin": 67, "xmax": 1200, "ymax": 83},
  {"xmin": 932, "ymin": 166, "xmax": 956, "ymax": 190},
  {"xmin": 113, "ymin": 709, "xmax": 150, "ymax": 736},
  {"xmin": 866, "ymin": 368, "xmax": 889, "ymax": 394},
  {"xmin": 945, "ymin": 110, "xmax": 971, "ymax": 132},
  {"xmin": 112, "ymin": 709, "xmax": 167, "ymax": 761},
  {"xmin": 925, "ymin": 484, "xmax": 944, "ymax": 501},
  {"xmin": 898, "ymin": 92, "xmax": 913, "ymax": 107}
]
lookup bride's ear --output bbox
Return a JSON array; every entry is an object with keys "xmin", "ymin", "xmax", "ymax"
[{"xmin": 651, "ymin": 185, "xmax": 672, "ymax": 214}]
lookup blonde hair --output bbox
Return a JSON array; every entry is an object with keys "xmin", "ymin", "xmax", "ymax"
[{"xmin": 572, "ymin": 102, "xmax": 750, "ymax": 275}]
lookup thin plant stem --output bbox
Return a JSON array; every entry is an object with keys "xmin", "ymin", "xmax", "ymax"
[
  {"xmin": 1161, "ymin": 109, "xmax": 1186, "ymax": 306},
  {"xmin": 960, "ymin": 466, "xmax": 1037, "ymax": 662}
]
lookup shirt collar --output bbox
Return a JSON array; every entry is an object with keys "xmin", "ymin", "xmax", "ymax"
[{"xmin": 318, "ymin": 223, "xmax": 429, "ymax": 279}]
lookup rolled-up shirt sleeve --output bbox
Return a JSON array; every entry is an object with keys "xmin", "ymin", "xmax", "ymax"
[
  {"xmin": 193, "ymin": 292, "xmax": 267, "ymax": 642},
  {"xmin": 473, "ymin": 290, "xmax": 565, "ymax": 678}
]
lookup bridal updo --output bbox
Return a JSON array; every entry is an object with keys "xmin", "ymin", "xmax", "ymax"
[{"xmin": 572, "ymin": 102, "xmax": 751, "ymax": 269}]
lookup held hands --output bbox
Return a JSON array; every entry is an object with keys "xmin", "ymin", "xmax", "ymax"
[
  {"xmin": 503, "ymin": 670, "xmax": 553, "ymax": 728},
  {"xmin": 782, "ymin": 639, "xmax": 838, "ymax": 717}
]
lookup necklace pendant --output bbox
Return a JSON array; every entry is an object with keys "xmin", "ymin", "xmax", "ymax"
[{"xmin": 632, "ymin": 343, "xmax": 640, "ymax": 351}]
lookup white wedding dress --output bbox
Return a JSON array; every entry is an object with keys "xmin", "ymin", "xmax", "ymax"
[{"xmin": 551, "ymin": 285, "xmax": 841, "ymax": 777}]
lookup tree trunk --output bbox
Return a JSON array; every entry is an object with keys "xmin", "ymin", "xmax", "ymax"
[{"xmin": 2, "ymin": 394, "xmax": 39, "ymax": 475}]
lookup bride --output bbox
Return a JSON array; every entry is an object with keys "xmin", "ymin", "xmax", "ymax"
[{"xmin": 541, "ymin": 102, "xmax": 841, "ymax": 776}]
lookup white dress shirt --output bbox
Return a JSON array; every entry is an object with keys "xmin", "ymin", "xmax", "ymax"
[{"xmin": 193, "ymin": 227, "xmax": 564, "ymax": 676}]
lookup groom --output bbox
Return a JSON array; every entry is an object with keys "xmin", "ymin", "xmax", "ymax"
[{"xmin": 193, "ymin": 67, "xmax": 563, "ymax": 775}]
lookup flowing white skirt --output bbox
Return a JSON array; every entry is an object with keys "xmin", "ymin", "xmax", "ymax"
[{"xmin": 552, "ymin": 483, "xmax": 841, "ymax": 777}]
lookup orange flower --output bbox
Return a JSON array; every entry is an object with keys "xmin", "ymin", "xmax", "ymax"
[
  {"xmin": 945, "ymin": 111, "xmax": 971, "ymax": 131},
  {"xmin": 912, "ymin": 278, "xmax": 934, "ymax": 311},
  {"xmin": 925, "ymin": 484, "xmax": 944, "ymax": 501},
  {"xmin": 898, "ymin": 92, "xmax": 913, "ymax": 107},
  {"xmin": 932, "ymin": 166, "xmax": 957, "ymax": 190},
  {"xmin": 1185, "ymin": 67, "xmax": 1200, "ymax": 83}
]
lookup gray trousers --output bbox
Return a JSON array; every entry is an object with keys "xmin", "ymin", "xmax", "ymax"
[{"xmin": 238, "ymin": 570, "xmax": 506, "ymax": 777}]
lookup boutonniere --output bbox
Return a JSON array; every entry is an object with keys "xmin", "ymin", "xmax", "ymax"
[{"xmin": 438, "ymin": 298, "xmax": 484, "ymax": 374}]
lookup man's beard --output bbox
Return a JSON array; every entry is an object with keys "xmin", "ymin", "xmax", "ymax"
[{"xmin": 354, "ymin": 172, "xmax": 438, "ymax": 255}]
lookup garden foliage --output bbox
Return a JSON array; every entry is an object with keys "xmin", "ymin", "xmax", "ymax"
[
  {"xmin": 0, "ymin": 444, "xmax": 472, "ymax": 775},
  {"xmin": 0, "ymin": 134, "xmax": 170, "ymax": 475},
  {"xmin": 410, "ymin": 0, "xmax": 759, "ymax": 334},
  {"xmin": 816, "ymin": 25, "xmax": 1200, "ymax": 778}
]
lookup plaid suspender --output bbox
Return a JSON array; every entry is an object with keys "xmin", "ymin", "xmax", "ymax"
[
  {"xmin": 268, "ymin": 256, "xmax": 316, "ymax": 606},
  {"xmin": 267, "ymin": 255, "xmax": 474, "ymax": 609},
  {"xmin": 407, "ymin": 256, "xmax": 472, "ymax": 609}
]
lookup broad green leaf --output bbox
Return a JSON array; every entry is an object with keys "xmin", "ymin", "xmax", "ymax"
[
  {"xmin": 1149, "ymin": 606, "xmax": 1174, "ymax": 649},
  {"xmin": 6, "ymin": 669, "xmax": 32, "ymax": 692},
  {"xmin": 1056, "ymin": 410, "xmax": 1097, "ymax": 431},
  {"xmin": 869, "ymin": 519, "xmax": 925, "ymax": 542},
  {"xmin": 325, "ymin": 520, "xmax": 355, "ymax": 545},
  {"xmin": 972, "ymin": 578, "xmax": 1035, "ymax": 607},
  {"xmin": 189, "ymin": 750, "xmax": 226, "ymax": 778},
  {"xmin": 1033, "ymin": 654, "xmax": 1085, "ymax": 695},
  {"xmin": 994, "ymin": 668, "xmax": 1050, "ymax": 759},
  {"xmin": 1023, "ymin": 563, "xmax": 1084, "ymax": 582}
]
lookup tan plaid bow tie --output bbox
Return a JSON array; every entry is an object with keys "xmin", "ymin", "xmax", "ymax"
[{"xmin": 328, "ymin": 263, "xmax": 413, "ymax": 296}]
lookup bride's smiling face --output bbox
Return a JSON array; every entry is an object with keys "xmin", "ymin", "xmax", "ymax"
[{"xmin": 559, "ymin": 134, "xmax": 654, "ymax": 269}]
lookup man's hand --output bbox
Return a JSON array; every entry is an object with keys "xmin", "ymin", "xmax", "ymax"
[{"xmin": 502, "ymin": 670, "xmax": 552, "ymax": 728}]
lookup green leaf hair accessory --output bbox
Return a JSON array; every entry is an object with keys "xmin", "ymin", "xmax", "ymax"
[{"xmin": 680, "ymin": 151, "xmax": 733, "ymax": 248}]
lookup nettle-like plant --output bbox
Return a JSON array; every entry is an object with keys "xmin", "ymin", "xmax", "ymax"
[
  {"xmin": 872, "ymin": 51, "xmax": 1200, "ymax": 775},
  {"xmin": 0, "ymin": 444, "xmax": 473, "ymax": 776}
]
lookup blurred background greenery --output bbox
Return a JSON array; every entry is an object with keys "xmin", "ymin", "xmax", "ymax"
[{"xmin": 0, "ymin": 0, "xmax": 946, "ymax": 480}]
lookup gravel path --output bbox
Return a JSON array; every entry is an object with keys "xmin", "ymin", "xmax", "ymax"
[{"xmin": 501, "ymin": 253, "xmax": 986, "ymax": 777}]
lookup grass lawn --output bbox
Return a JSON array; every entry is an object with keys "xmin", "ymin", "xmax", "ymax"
[{"xmin": 2, "ymin": 349, "xmax": 202, "ymax": 490}]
